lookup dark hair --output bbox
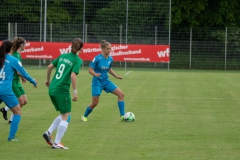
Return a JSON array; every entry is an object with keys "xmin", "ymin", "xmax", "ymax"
[
  {"xmin": 100, "ymin": 40, "xmax": 110, "ymax": 49},
  {"xmin": 12, "ymin": 37, "xmax": 26, "ymax": 53},
  {"xmin": 0, "ymin": 40, "xmax": 13, "ymax": 68},
  {"xmin": 71, "ymin": 38, "xmax": 84, "ymax": 54}
]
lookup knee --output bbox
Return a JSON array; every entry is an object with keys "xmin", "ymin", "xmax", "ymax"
[
  {"xmin": 92, "ymin": 102, "xmax": 98, "ymax": 107},
  {"xmin": 20, "ymin": 101, "xmax": 27, "ymax": 107},
  {"xmin": 119, "ymin": 92, "xmax": 124, "ymax": 100},
  {"xmin": 91, "ymin": 100, "xmax": 99, "ymax": 108},
  {"xmin": 11, "ymin": 106, "xmax": 22, "ymax": 115}
]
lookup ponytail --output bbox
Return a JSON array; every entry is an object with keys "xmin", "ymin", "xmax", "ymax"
[
  {"xmin": 0, "ymin": 40, "xmax": 13, "ymax": 68},
  {"xmin": 71, "ymin": 38, "xmax": 84, "ymax": 54},
  {"xmin": 100, "ymin": 40, "xmax": 110, "ymax": 49},
  {"xmin": 12, "ymin": 37, "xmax": 26, "ymax": 53}
]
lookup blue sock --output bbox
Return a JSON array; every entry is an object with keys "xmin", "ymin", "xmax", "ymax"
[
  {"xmin": 118, "ymin": 101, "xmax": 125, "ymax": 116},
  {"xmin": 84, "ymin": 106, "xmax": 93, "ymax": 117},
  {"xmin": 8, "ymin": 114, "xmax": 21, "ymax": 140},
  {"xmin": 67, "ymin": 114, "xmax": 71, "ymax": 123}
]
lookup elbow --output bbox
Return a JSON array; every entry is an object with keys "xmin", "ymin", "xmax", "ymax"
[
  {"xmin": 88, "ymin": 68, "xmax": 93, "ymax": 74},
  {"xmin": 71, "ymin": 72, "xmax": 77, "ymax": 79}
]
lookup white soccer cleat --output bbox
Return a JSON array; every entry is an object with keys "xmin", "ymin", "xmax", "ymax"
[{"xmin": 52, "ymin": 143, "xmax": 69, "ymax": 149}]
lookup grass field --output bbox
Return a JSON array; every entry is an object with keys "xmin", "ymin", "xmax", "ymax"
[{"xmin": 1, "ymin": 67, "xmax": 240, "ymax": 160}]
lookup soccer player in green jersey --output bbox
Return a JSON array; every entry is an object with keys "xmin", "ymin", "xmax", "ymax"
[
  {"xmin": 0, "ymin": 37, "xmax": 32, "ymax": 124},
  {"xmin": 43, "ymin": 38, "xmax": 84, "ymax": 149}
]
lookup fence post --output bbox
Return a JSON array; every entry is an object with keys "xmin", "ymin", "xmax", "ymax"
[
  {"xmin": 85, "ymin": 24, "xmax": 87, "ymax": 43},
  {"xmin": 225, "ymin": 27, "xmax": 227, "ymax": 70},
  {"xmin": 154, "ymin": 25, "xmax": 157, "ymax": 67},
  {"xmin": 39, "ymin": 59, "xmax": 41, "ymax": 69},
  {"xmin": 120, "ymin": 24, "xmax": 122, "ymax": 67},
  {"xmin": 50, "ymin": 23, "xmax": 52, "ymax": 42},
  {"xmin": 43, "ymin": 0, "xmax": 47, "ymax": 42},
  {"xmin": 40, "ymin": 0, "xmax": 42, "ymax": 42},
  {"xmin": 168, "ymin": 0, "xmax": 171, "ymax": 71},
  {"xmin": 82, "ymin": 60, "xmax": 84, "ymax": 70},
  {"xmin": 8, "ymin": 22, "xmax": 11, "ymax": 40},
  {"xmin": 83, "ymin": 0, "xmax": 85, "ymax": 42},
  {"xmin": 125, "ymin": 61, "xmax": 127, "ymax": 71},
  {"xmin": 126, "ymin": 0, "xmax": 128, "ymax": 44},
  {"xmin": 15, "ymin": 23, "xmax": 17, "ymax": 37},
  {"xmin": 190, "ymin": 27, "xmax": 192, "ymax": 69}
]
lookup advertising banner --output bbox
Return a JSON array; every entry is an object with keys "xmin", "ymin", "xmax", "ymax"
[{"xmin": 3, "ymin": 41, "xmax": 170, "ymax": 62}]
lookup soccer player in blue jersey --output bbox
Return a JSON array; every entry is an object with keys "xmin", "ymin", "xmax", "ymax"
[
  {"xmin": 0, "ymin": 40, "xmax": 37, "ymax": 141},
  {"xmin": 0, "ymin": 37, "xmax": 29, "ymax": 124},
  {"xmin": 81, "ymin": 40, "xmax": 125, "ymax": 122}
]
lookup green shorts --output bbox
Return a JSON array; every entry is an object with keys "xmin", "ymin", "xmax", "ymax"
[
  {"xmin": 12, "ymin": 84, "xmax": 25, "ymax": 98},
  {"xmin": 49, "ymin": 94, "xmax": 71, "ymax": 114}
]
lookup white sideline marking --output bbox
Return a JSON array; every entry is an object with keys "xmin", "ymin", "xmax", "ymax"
[{"xmin": 124, "ymin": 71, "xmax": 132, "ymax": 76}]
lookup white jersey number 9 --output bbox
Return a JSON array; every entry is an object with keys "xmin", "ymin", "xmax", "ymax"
[{"xmin": 56, "ymin": 64, "xmax": 65, "ymax": 79}]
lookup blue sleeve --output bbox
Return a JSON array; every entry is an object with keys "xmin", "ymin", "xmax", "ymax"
[
  {"xmin": 89, "ymin": 57, "xmax": 98, "ymax": 69},
  {"xmin": 109, "ymin": 57, "xmax": 113, "ymax": 69},
  {"xmin": 12, "ymin": 60, "xmax": 37, "ymax": 86}
]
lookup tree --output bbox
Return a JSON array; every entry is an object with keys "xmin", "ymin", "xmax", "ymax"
[{"xmin": 171, "ymin": 0, "xmax": 240, "ymax": 28}]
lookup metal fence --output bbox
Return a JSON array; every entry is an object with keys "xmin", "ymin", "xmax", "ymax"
[
  {"xmin": 170, "ymin": 27, "xmax": 240, "ymax": 70},
  {"xmin": 2, "ymin": 0, "xmax": 170, "ymax": 45},
  {"xmin": 1, "ymin": 1, "xmax": 240, "ymax": 70},
  {"xmin": 1, "ymin": 0, "xmax": 171, "ymax": 69}
]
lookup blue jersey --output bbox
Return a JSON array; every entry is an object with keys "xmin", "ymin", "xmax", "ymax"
[
  {"xmin": 0, "ymin": 54, "xmax": 36, "ymax": 94},
  {"xmin": 89, "ymin": 53, "xmax": 113, "ymax": 83}
]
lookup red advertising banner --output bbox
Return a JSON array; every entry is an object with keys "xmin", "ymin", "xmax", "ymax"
[{"xmin": 3, "ymin": 41, "xmax": 170, "ymax": 62}]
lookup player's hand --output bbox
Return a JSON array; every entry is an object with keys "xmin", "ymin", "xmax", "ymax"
[
  {"xmin": 45, "ymin": 81, "xmax": 50, "ymax": 87},
  {"xmin": 95, "ymin": 73, "xmax": 101, "ymax": 77},
  {"xmin": 21, "ymin": 77, "xmax": 27, "ymax": 84},
  {"xmin": 116, "ymin": 75, "xmax": 122, "ymax": 79},
  {"xmin": 72, "ymin": 93, "xmax": 78, "ymax": 101},
  {"xmin": 33, "ymin": 79, "xmax": 38, "ymax": 88}
]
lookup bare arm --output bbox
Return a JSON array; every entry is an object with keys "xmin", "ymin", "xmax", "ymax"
[
  {"xmin": 17, "ymin": 71, "xmax": 27, "ymax": 83},
  {"xmin": 108, "ymin": 68, "xmax": 122, "ymax": 79},
  {"xmin": 46, "ymin": 63, "xmax": 54, "ymax": 87},
  {"xmin": 71, "ymin": 72, "xmax": 78, "ymax": 101},
  {"xmin": 88, "ymin": 67, "xmax": 101, "ymax": 77}
]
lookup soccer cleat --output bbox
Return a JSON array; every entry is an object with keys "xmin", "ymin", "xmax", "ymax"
[
  {"xmin": 81, "ymin": 116, "xmax": 87, "ymax": 122},
  {"xmin": 120, "ymin": 116, "xmax": 124, "ymax": 121},
  {"xmin": 52, "ymin": 143, "xmax": 69, "ymax": 149},
  {"xmin": 8, "ymin": 138, "xmax": 19, "ymax": 142},
  {"xmin": 0, "ymin": 107, "xmax": 8, "ymax": 120},
  {"xmin": 43, "ymin": 132, "xmax": 54, "ymax": 146},
  {"xmin": 8, "ymin": 121, "xmax": 12, "ymax": 124}
]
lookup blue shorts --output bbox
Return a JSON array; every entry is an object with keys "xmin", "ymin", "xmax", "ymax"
[
  {"xmin": 0, "ymin": 91, "xmax": 19, "ymax": 108},
  {"xmin": 92, "ymin": 80, "xmax": 117, "ymax": 97}
]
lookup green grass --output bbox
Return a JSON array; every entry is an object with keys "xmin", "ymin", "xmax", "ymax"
[{"xmin": 1, "ymin": 68, "xmax": 240, "ymax": 160}]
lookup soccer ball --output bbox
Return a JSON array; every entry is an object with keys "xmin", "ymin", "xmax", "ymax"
[{"xmin": 124, "ymin": 112, "xmax": 135, "ymax": 122}]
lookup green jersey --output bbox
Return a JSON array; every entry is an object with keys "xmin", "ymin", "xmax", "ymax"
[
  {"xmin": 12, "ymin": 52, "xmax": 22, "ymax": 87},
  {"xmin": 49, "ymin": 52, "xmax": 82, "ymax": 95}
]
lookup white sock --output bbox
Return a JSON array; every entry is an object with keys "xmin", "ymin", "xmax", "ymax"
[
  {"xmin": 9, "ymin": 112, "xmax": 14, "ymax": 121},
  {"xmin": 5, "ymin": 106, "xmax": 10, "ymax": 111},
  {"xmin": 47, "ymin": 115, "xmax": 62, "ymax": 135},
  {"xmin": 54, "ymin": 121, "xmax": 68, "ymax": 144}
]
